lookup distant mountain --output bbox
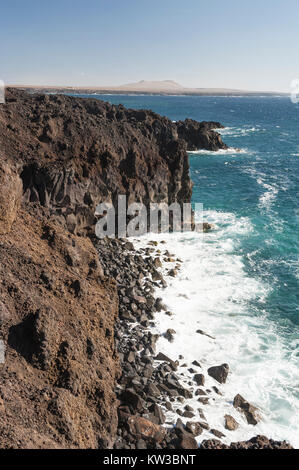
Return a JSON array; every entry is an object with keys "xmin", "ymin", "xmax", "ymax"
[{"xmin": 116, "ymin": 80, "xmax": 185, "ymax": 92}]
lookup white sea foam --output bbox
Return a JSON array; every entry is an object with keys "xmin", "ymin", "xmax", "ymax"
[
  {"xmin": 257, "ymin": 179, "xmax": 279, "ymax": 210},
  {"xmin": 218, "ymin": 126, "xmax": 266, "ymax": 138},
  {"xmin": 132, "ymin": 210, "xmax": 299, "ymax": 448},
  {"xmin": 242, "ymin": 168, "xmax": 280, "ymax": 211},
  {"xmin": 188, "ymin": 148, "xmax": 247, "ymax": 156}
]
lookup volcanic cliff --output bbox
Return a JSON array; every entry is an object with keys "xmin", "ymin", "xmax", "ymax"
[{"xmin": 0, "ymin": 88, "xmax": 227, "ymax": 235}]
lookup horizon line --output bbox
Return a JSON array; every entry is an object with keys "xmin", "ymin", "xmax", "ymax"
[{"xmin": 6, "ymin": 83, "xmax": 287, "ymax": 95}]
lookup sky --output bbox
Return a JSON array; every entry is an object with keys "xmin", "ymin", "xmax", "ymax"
[{"xmin": 0, "ymin": 0, "xmax": 298, "ymax": 92}]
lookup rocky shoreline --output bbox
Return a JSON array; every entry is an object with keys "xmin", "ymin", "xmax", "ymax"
[{"xmin": 96, "ymin": 236, "xmax": 292, "ymax": 450}]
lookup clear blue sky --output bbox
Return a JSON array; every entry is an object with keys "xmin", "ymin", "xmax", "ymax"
[{"xmin": 0, "ymin": 0, "xmax": 298, "ymax": 91}]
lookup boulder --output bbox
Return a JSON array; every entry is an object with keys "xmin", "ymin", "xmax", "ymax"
[
  {"xmin": 149, "ymin": 404, "xmax": 165, "ymax": 425},
  {"xmin": 185, "ymin": 422, "xmax": 203, "ymax": 437},
  {"xmin": 233, "ymin": 394, "xmax": 260, "ymax": 425},
  {"xmin": 120, "ymin": 389, "xmax": 145, "ymax": 413},
  {"xmin": 224, "ymin": 415, "xmax": 239, "ymax": 431},
  {"xmin": 164, "ymin": 329, "xmax": 176, "ymax": 343},
  {"xmin": 153, "ymin": 258, "xmax": 162, "ymax": 268},
  {"xmin": 127, "ymin": 416, "xmax": 166, "ymax": 443},
  {"xmin": 211, "ymin": 429, "xmax": 225, "ymax": 439},
  {"xmin": 176, "ymin": 434, "xmax": 198, "ymax": 449},
  {"xmin": 194, "ymin": 374, "xmax": 205, "ymax": 386},
  {"xmin": 168, "ymin": 269, "xmax": 178, "ymax": 277},
  {"xmin": 155, "ymin": 352, "xmax": 178, "ymax": 371},
  {"xmin": 207, "ymin": 363, "xmax": 229, "ymax": 384},
  {"xmin": 196, "ymin": 329, "xmax": 215, "ymax": 340}
]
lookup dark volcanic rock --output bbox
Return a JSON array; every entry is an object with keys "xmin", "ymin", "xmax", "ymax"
[
  {"xmin": 176, "ymin": 119, "xmax": 227, "ymax": 152},
  {"xmin": 194, "ymin": 374, "xmax": 205, "ymax": 386},
  {"xmin": 120, "ymin": 389, "xmax": 145, "ymax": 413},
  {"xmin": 0, "ymin": 88, "xmax": 227, "ymax": 236},
  {"xmin": 155, "ymin": 352, "xmax": 178, "ymax": 371},
  {"xmin": 207, "ymin": 363, "xmax": 229, "ymax": 384}
]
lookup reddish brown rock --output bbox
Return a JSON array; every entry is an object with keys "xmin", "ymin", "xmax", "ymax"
[
  {"xmin": 177, "ymin": 434, "xmax": 199, "ymax": 449},
  {"xmin": 0, "ymin": 206, "xmax": 119, "ymax": 449},
  {"xmin": 127, "ymin": 416, "xmax": 166, "ymax": 443},
  {"xmin": 224, "ymin": 415, "xmax": 239, "ymax": 431}
]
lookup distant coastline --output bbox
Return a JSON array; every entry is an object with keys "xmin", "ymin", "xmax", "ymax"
[{"xmin": 8, "ymin": 80, "xmax": 286, "ymax": 97}]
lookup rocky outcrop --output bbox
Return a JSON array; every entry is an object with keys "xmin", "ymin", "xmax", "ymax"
[
  {"xmin": 176, "ymin": 119, "xmax": 227, "ymax": 151},
  {"xmin": 0, "ymin": 89, "xmax": 227, "ymax": 235}
]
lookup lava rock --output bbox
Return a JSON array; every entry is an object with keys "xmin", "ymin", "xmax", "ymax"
[
  {"xmin": 207, "ymin": 364, "xmax": 229, "ymax": 384},
  {"xmin": 233, "ymin": 394, "xmax": 260, "ymax": 426}
]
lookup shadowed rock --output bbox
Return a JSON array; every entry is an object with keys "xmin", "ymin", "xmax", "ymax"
[{"xmin": 208, "ymin": 363, "xmax": 229, "ymax": 384}]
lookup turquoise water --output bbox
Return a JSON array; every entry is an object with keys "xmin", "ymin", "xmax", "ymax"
[
  {"xmin": 80, "ymin": 94, "xmax": 299, "ymax": 329},
  {"xmin": 75, "ymin": 94, "xmax": 299, "ymax": 445}
]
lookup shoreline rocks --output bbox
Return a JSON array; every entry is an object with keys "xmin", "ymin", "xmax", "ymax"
[
  {"xmin": 208, "ymin": 364, "xmax": 230, "ymax": 384},
  {"xmin": 233, "ymin": 394, "xmax": 261, "ymax": 426},
  {"xmin": 99, "ymin": 236, "xmax": 292, "ymax": 450},
  {"xmin": 201, "ymin": 435, "xmax": 293, "ymax": 450}
]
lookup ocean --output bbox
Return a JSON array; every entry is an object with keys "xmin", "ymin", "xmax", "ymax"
[{"xmin": 75, "ymin": 94, "xmax": 299, "ymax": 446}]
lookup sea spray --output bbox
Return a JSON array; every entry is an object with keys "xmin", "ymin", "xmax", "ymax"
[{"xmin": 132, "ymin": 209, "xmax": 299, "ymax": 447}]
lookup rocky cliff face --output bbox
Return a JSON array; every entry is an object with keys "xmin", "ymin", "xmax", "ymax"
[
  {"xmin": 0, "ymin": 160, "xmax": 119, "ymax": 448},
  {"xmin": 0, "ymin": 89, "xmax": 227, "ymax": 235},
  {"xmin": 0, "ymin": 89, "xmax": 229, "ymax": 449}
]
